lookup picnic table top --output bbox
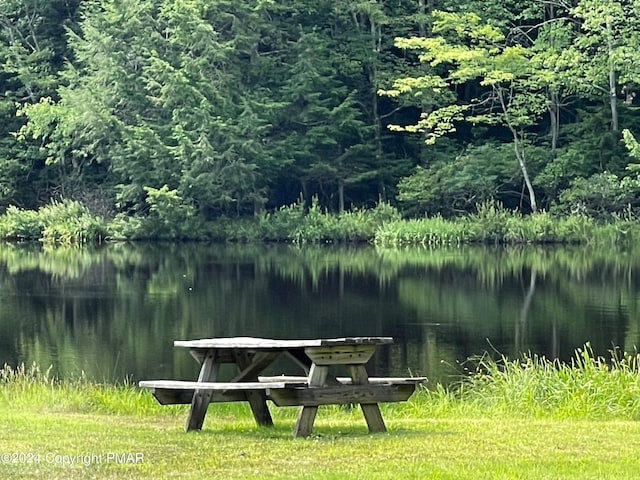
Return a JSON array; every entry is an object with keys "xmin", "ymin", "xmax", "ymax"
[{"xmin": 173, "ymin": 336, "xmax": 394, "ymax": 349}]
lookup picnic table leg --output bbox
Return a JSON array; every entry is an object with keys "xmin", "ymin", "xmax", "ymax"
[
  {"xmin": 233, "ymin": 350, "xmax": 274, "ymax": 427},
  {"xmin": 293, "ymin": 364, "xmax": 328, "ymax": 437},
  {"xmin": 349, "ymin": 365, "xmax": 386, "ymax": 433},
  {"xmin": 186, "ymin": 349, "xmax": 220, "ymax": 431}
]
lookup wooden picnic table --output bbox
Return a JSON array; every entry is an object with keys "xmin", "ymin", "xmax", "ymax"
[{"xmin": 139, "ymin": 336, "xmax": 425, "ymax": 437}]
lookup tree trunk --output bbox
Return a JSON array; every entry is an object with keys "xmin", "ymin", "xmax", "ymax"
[
  {"xmin": 496, "ymin": 88, "xmax": 538, "ymax": 212},
  {"xmin": 301, "ymin": 180, "xmax": 308, "ymax": 207},
  {"xmin": 337, "ymin": 179, "xmax": 345, "ymax": 213},
  {"xmin": 548, "ymin": 89, "xmax": 559, "ymax": 154},
  {"xmin": 609, "ymin": 68, "xmax": 619, "ymax": 132},
  {"xmin": 369, "ymin": 12, "xmax": 385, "ymax": 202},
  {"xmin": 418, "ymin": 0, "xmax": 427, "ymax": 37},
  {"xmin": 513, "ymin": 136, "xmax": 538, "ymax": 213},
  {"xmin": 607, "ymin": 17, "xmax": 619, "ymax": 132},
  {"xmin": 417, "ymin": 0, "xmax": 434, "ymax": 36}
]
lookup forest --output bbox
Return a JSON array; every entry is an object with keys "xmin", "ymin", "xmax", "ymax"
[{"xmin": 2, "ymin": 0, "xmax": 640, "ymax": 241}]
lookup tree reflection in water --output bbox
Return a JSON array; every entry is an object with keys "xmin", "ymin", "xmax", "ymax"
[{"xmin": 0, "ymin": 243, "xmax": 637, "ymax": 386}]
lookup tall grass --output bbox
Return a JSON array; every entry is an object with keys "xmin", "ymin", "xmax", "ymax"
[
  {"xmin": 231, "ymin": 197, "xmax": 402, "ymax": 244},
  {"xmin": 0, "ymin": 362, "xmax": 180, "ymax": 416},
  {"xmin": 446, "ymin": 344, "xmax": 640, "ymax": 420},
  {"xmin": 3, "ymin": 197, "xmax": 639, "ymax": 245},
  {"xmin": 374, "ymin": 202, "xmax": 640, "ymax": 247},
  {"xmin": 4, "ymin": 345, "xmax": 640, "ymax": 421},
  {"xmin": 0, "ymin": 199, "xmax": 106, "ymax": 245},
  {"xmin": 374, "ymin": 216, "xmax": 473, "ymax": 246}
]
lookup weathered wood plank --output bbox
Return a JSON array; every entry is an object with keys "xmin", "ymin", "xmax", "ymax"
[
  {"xmin": 143, "ymin": 381, "xmax": 420, "ymax": 407},
  {"xmin": 268, "ymin": 384, "xmax": 417, "ymax": 407},
  {"xmin": 149, "ymin": 388, "xmax": 195, "ymax": 405},
  {"xmin": 350, "ymin": 365, "xmax": 386, "ymax": 433},
  {"xmin": 146, "ymin": 388, "xmax": 249, "ymax": 405},
  {"xmin": 174, "ymin": 337, "xmax": 393, "ymax": 350},
  {"xmin": 141, "ymin": 336, "xmax": 412, "ymax": 436},
  {"xmin": 139, "ymin": 380, "xmax": 307, "ymax": 390},
  {"xmin": 258, "ymin": 376, "xmax": 427, "ymax": 385},
  {"xmin": 185, "ymin": 350, "xmax": 219, "ymax": 432},
  {"xmin": 293, "ymin": 364, "xmax": 328, "ymax": 437},
  {"xmin": 189, "ymin": 348, "xmax": 237, "ymax": 364},
  {"xmin": 304, "ymin": 344, "xmax": 377, "ymax": 366}
]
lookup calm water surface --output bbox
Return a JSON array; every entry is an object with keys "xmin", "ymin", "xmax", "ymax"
[{"xmin": 0, "ymin": 243, "xmax": 638, "ymax": 385}]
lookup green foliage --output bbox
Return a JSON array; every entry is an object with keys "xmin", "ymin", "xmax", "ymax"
[
  {"xmin": 89, "ymin": 197, "xmax": 404, "ymax": 243},
  {"xmin": 4, "ymin": 196, "xmax": 637, "ymax": 246},
  {"xmin": 570, "ymin": 0, "xmax": 640, "ymax": 98},
  {"xmin": 0, "ymin": 205, "xmax": 42, "ymax": 239},
  {"xmin": 16, "ymin": 0, "xmax": 284, "ymax": 218},
  {"xmin": 105, "ymin": 213, "xmax": 145, "ymax": 241},
  {"xmin": 277, "ymin": 23, "xmax": 381, "ymax": 211},
  {"xmin": 222, "ymin": 198, "xmax": 402, "ymax": 244},
  {"xmin": 0, "ymin": 199, "xmax": 106, "ymax": 244},
  {"xmin": 4, "ymin": 356, "xmax": 640, "ymax": 480},
  {"xmin": 6, "ymin": 0, "xmax": 640, "ymax": 224},
  {"xmin": 463, "ymin": 344, "xmax": 640, "ymax": 419},
  {"xmin": 0, "ymin": 0, "xmax": 79, "ymax": 207},
  {"xmin": 7, "ymin": 343, "xmax": 640, "ymax": 422},
  {"xmin": 374, "ymin": 216, "xmax": 474, "ymax": 247},
  {"xmin": 375, "ymin": 202, "xmax": 640, "ymax": 247},
  {"xmin": 107, "ymin": 185, "xmax": 201, "ymax": 241},
  {"xmin": 384, "ymin": 9, "xmax": 551, "ymax": 212},
  {"xmin": 141, "ymin": 185, "xmax": 197, "ymax": 240},
  {"xmin": 291, "ymin": 197, "xmax": 335, "ymax": 244},
  {"xmin": 7, "ymin": 0, "xmax": 426, "ymax": 217},
  {"xmin": 469, "ymin": 200, "xmax": 514, "ymax": 243},
  {"xmin": 0, "ymin": 362, "xmax": 173, "ymax": 415},
  {"xmin": 554, "ymin": 172, "xmax": 640, "ymax": 218},
  {"xmin": 267, "ymin": 198, "xmax": 402, "ymax": 244},
  {"xmin": 397, "ymin": 143, "xmax": 525, "ymax": 216},
  {"xmin": 535, "ymin": 147, "xmax": 592, "ymax": 198},
  {"xmin": 39, "ymin": 204, "xmax": 105, "ymax": 246},
  {"xmin": 622, "ymin": 128, "xmax": 640, "ymax": 171},
  {"xmin": 258, "ymin": 198, "xmax": 308, "ymax": 242},
  {"xmin": 377, "ymin": 201, "xmax": 579, "ymax": 246},
  {"xmin": 502, "ymin": 210, "xmax": 556, "ymax": 244},
  {"xmin": 0, "ymin": 362, "xmax": 53, "ymax": 387}
]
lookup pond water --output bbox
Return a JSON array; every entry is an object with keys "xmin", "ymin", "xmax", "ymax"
[{"xmin": 0, "ymin": 242, "xmax": 638, "ymax": 386}]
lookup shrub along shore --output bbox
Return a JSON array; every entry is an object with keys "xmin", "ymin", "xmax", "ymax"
[
  {"xmin": 1, "ymin": 197, "xmax": 640, "ymax": 246},
  {"xmin": 1, "ymin": 346, "xmax": 640, "ymax": 479}
]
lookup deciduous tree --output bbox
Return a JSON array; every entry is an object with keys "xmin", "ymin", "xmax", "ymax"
[{"xmin": 383, "ymin": 11, "xmax": 551, "ymax": 212}]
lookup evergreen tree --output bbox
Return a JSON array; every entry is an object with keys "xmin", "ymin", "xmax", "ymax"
[
  {"xmin": 19, "ymin": 0, "xmax": 286, "ymax": 217},
  {"xmin": 0, "ymin": 0, "xmax": 79, "ymax": 207}
]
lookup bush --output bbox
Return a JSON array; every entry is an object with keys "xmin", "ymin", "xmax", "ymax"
[
  {"xmin": 39, "ymin": 200, "xmax": 106, "ymax": 245},
  {"xmin": 0, "ymin": 205, "xmax": 42, "ymax": 240},
  {"xmin": 467, "ymin": 200, "xmax": 513, "ymax": 243},
  {"xmin": 105, "ymin": 213, "xmax": 145, "ymax": 240},
  {"xmin": 257, "ymin": 198, "xmax": 401, "ymax": 244},
  {"xmin": 374, "ymin": 215, "xmax": 473, "ymax": 246},
  {"xmin": 138, "ymin": 185, "xmax": 198, "ymax": 240},
  {"xmin": 374, "ymin": 203, "xmax": 640, "ymax": 247},
  {"xmin": 0, "ymin": 199, "xmax": 106, "ymax": 245},
  {"xmin": 554, "ymin": 172, "xmax": 640, "ymax": 218},
  {"xmin": 462, "ymin": 345, "xmax": 640, "ymax": 419},
  {"xmin": 258, "ymin": 198, "xmax": 306, "ymax": 241}
]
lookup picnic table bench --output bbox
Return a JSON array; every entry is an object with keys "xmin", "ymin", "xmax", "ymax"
[{"xmin": 139, "ymin": 336, "xmax": 425, "ymax": 437}]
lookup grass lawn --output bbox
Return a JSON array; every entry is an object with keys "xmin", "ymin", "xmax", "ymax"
[
  {"xmin": 2, "ymin": 395, "xmax": 640, "ymax": 479},
  {"xmin": 2, "ymin": 349, "xmax": 640, "ymax": 479}
]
